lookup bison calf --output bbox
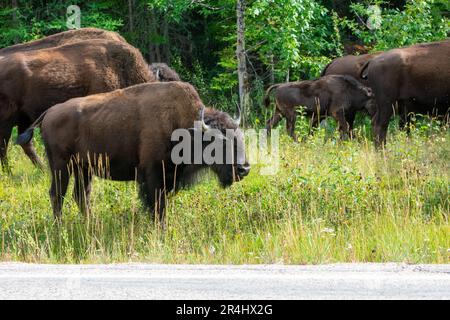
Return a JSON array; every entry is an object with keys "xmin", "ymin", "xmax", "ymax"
[
  {"xmin": 17, "ymin": 82, "xmax": 250, "ymax": 222},
  {"xmin": 265, "ymin": 75, "xmax": 374, "ymax": 140}
]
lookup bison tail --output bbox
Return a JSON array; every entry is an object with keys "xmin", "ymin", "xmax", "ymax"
[
  {"xmin": 16, "ymin": 110, "xmax": 47, "ymax": 146},
  {"xmin": 264, "ymin": 84, "xmax": 279, "ymax": 109},
  {"xmin": 16, "ymin": 128, "xmax": 34, "ymax": 146}
]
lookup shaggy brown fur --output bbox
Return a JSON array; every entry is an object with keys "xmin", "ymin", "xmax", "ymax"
[
  {"xmin": 0, "ymin": 39, "xmax": 155, "ymax": 169},
  {"xmin": 265, "ymin": 75, "xmax": 374, "ymax": 140},
  {"xmin": 0, "ymin": 28, "xmax": 127, "ymax": 55},
  {"xmin": 17, "ymin": 82, "xmax": 250, "ymax": 221}
]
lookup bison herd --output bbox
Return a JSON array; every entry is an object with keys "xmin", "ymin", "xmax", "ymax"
[
  {"xmin": 0, "ymin": 28, "xmax": 449, "ymax": 222},
  {"xmin": 266, "ymin": 40, "xmax": 449, "ymax": 145},
  {"xmin": 1, "ymin": 28, "xmax": 249, "ymax": 221}
]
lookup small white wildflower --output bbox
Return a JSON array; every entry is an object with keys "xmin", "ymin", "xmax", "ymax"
[{"xmin": 321, "ymin": 227, "xmax": 335, "ymax": 234}]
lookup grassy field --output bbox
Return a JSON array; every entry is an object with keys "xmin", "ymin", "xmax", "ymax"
[{"xmin": 0, "ymin": 121, "xmax": 449, "ymax": 264}]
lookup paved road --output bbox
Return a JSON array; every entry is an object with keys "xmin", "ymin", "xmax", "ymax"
[{"xmin": 0, "ymin": 263, "xmax": 449, "ymax": 299}]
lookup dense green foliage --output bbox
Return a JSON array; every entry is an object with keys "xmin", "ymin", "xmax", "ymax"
[{"xmin": 1, "ymin": 0, "xmax": 448, "ymax": 120}]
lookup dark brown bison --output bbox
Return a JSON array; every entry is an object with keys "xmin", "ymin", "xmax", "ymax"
[
  {"xmin": 149, "ymin": 63, "xmax": 181, "ymax": 82},
  {"xmin": 265, "ymin": 75, "xmax": 374, "ymax": 140},
  {"xmin": 0, "ymin": 28, "xmax": 127, "ymax": 55},
  {"xmin": 321, "ymin": 52, "xmax": 381, "ymax": 126},
  {"xmin": 0, "ymin": 39, "xmax": 155, "ymax": 169},
  {"xmin": 360, "ymin": 40, "xmax": 450, "ymax": 146},
  {"xmin": 17, "ymin": 82, "xmax": 250, "ymax": 221}
]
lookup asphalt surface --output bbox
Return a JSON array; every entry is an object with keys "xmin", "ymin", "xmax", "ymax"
[{"xmin": 0, "ymin": 263, "xmax": 449, "ymax": 300}]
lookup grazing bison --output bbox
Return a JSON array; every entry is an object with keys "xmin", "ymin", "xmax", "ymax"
[
  {"xmin": 149, "ymin": 63, "xmax": 181, "ymax": 82},
  {"xmin": 321, "ymin": 52, "xmax": 381, "ymax": 126},
  {"xmin": 17, "ymin": 82, "xmax": 250, "ymax": 221},
  {"xmin": 0, "ymin": 28, "xmax": 127, "ymax": 55},
  {"xmin": 265, "ymin": 75, "xmax": 374, "ymax": 140},
  {"xmin": 0, "ymin": 39, "xmax": 155, "ymax": 169},
  {"xmin": 360, "ymin": 40, "xmax": 450, "ymax": 146}
]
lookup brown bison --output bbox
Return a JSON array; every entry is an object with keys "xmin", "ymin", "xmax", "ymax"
[
  {"xmin": 17, "ymin": 82, "xmax": 250, "ymax": 221},
  {"xmin": 321, "ymin": 52, "xmax": 381, "ymax": 126},
  {"xmin": 149, "ymin": 63, "xmax": 181, "ymax": 82},
  {"xmin": 0, "ymin": 39, "xmax": 155, "ymax": 169},
  {"xmin": 360, "ymin": 40, "xmax": 450, "ymax": 146},
  {"xmin": 0, "ymin": 28, "xmax": 127, "ymax": 55},
  {"xmin": 265, "ymin": 75, "xmax": 374, "ymax": 140}
]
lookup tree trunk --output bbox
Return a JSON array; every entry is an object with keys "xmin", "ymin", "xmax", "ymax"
[
  {"xmin": 163, "ymin": 16, "xmax": 170, "ymax": 64},
  {"xmin": 150, "ymin": 9, "xmax": 161, "ymax": 62},
  {"xmin": 269, "ymin": 53, "xmax": 275, "ymax": 84},
  {"xmin": 128, "ymin": 0, "xmax": 134, "ymax": 33},
  {"xmin": 236, "ymin": 0, "xmax": 249, "ymax": 127},
  {"xmin": 12, "ymin": 0, "xmax": 19, "ymax": 44}
]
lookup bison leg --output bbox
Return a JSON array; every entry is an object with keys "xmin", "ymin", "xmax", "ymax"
[
  {"xmin": 399, "ymin": 106, "xmax": 413, "ymax": 133},
  {"xmin": 49, "ymin": 164, "xmax": 70, "ymax": 220},
  {"xmin": 345, "ymin": 112, "xmax": 356, "ymax": 139},
  {"xmin": 332, "ymin": 109, "xmax": 350, "ymax": 140},
  {"xmin": 266, "ymin": 110, "xmax": 282, "ymax": 134},
  {"xmin": 73, "ymin": 167, "xmax": 92, "ymax": 216},
  {"xmin": 308, "ymin": 113, "xmax": 320, "ymax": 136},
  {"xmin": 138, "ymin": 168, "xmax": 166, "ymax": 224},
  {"xmin": 372, "ymin": 102, "xmax": 393, "ymax": 148},
  {"xmin": 0, "ymin": 123, "xmax": 13, "ymax": 173},
  {"xmin": 286, "ymin": 111, "xmax": 298, "ymax": 141}
]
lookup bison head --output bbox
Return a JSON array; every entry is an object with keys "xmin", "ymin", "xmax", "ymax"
[
  {"xmin": 342, "ymin": 75, "xmax": 375, "ymax": 114},
  {"xmin": 362, "ymin": 86, "xmax": 374, "ymax": 98},
  {"xmin": 201, "ymin": 106, "xmax": 250, "ymax": 187},
  {"xmin": 171, "ymin": 105, "xmax": 250, "ymax": 188},
  {"xmin": 149, "ymin": 63, "xmax": 181, "ymax": 82},
  {"xmin": 356, "ymin": 84, "xmax": 375, "ymax": 115}
]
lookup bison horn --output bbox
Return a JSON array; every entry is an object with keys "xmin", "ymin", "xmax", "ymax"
[
  {"xmin": 200, "ymin": 106, "xmax": 210, "ymax": 131},
  {"xmin": 234, "ymin": 101, "xmax": 242, "ymax": 126}
]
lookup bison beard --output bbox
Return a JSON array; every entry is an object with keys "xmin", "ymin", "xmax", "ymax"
[
  {"xmin": 16, "ymin": 82, "xmax": 250, "ymax": 222},
  {"xmin": 0, "ymin": 38, "xmax": 155, "ymax": 169}
]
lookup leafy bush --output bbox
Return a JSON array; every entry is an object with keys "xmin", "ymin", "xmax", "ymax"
[{"xmin": 339, "ymin": 0, "xmax": 449, "ymax": 52}]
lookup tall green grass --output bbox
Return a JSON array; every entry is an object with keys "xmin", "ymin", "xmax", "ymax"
[{"xmin": 0, "ymin": 123, "xmax": 449, "ymax": 264}]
